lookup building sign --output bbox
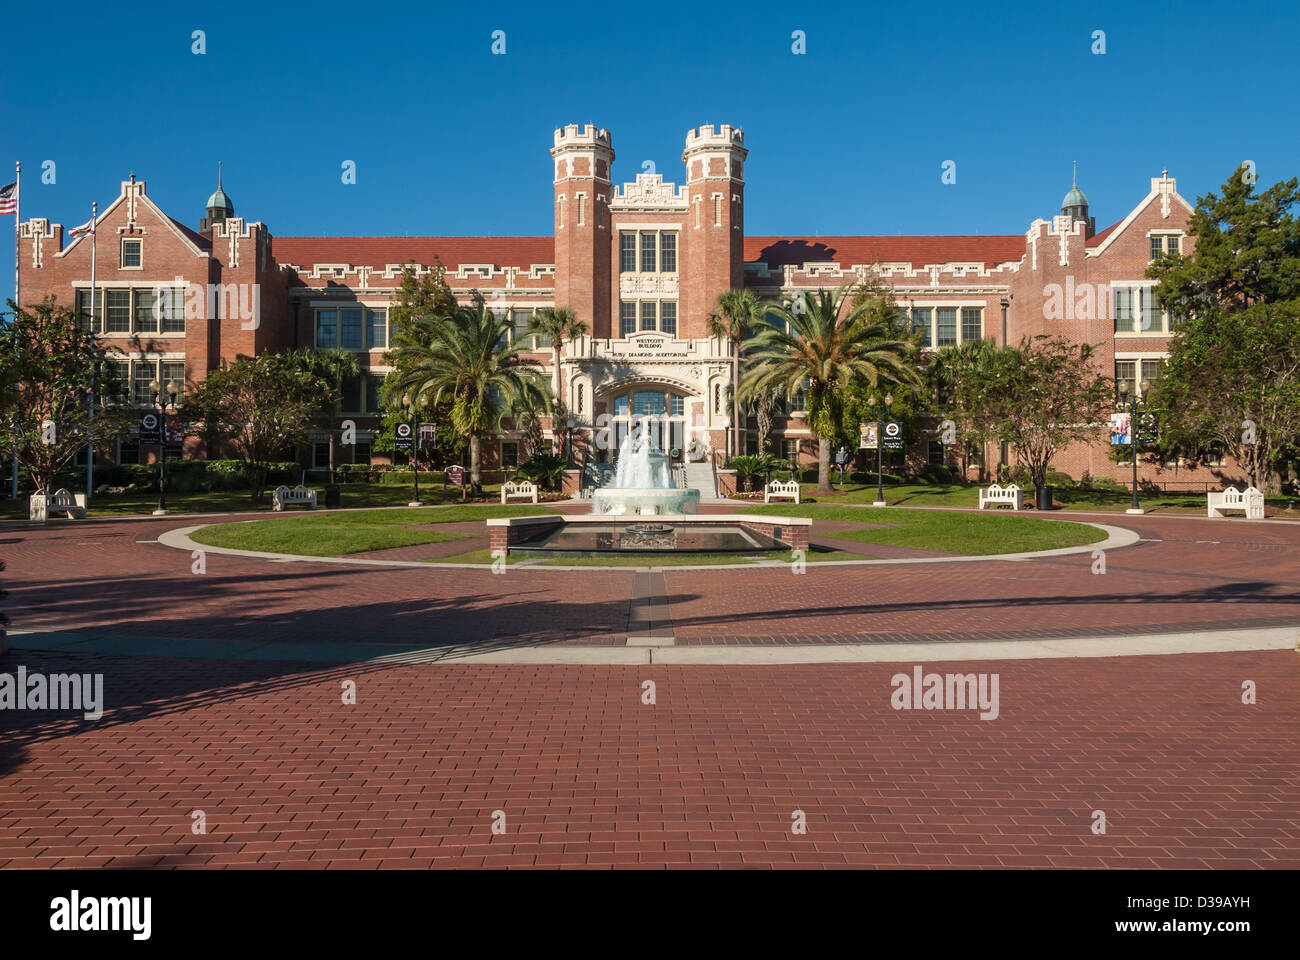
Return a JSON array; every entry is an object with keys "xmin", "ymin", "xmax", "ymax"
[
  {"xmin": 394, "ymin": 422, "xmax": 415, "ymax": 452},
  {"xmin": 882, "ymin": 421, "xmax": 904, "ymax": 451},
  {"xmin": 859, "ymin": 422, "xmax": 877, "ymax": 450},
  {"xmin": 445, "ymin": 464, "xmax": 465, "ymax": 486},
  {"xmin": 606, "ymin": 334, "xmax": 689, "ymax": 361},
  {"xmin": 139, "ymin": 412, "xmax": 161, "ymax": 445}
]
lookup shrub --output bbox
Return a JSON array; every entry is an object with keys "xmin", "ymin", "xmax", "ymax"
[{"xmin": 515, "ymin": 453, "xmax": 567, "ymax": 491}]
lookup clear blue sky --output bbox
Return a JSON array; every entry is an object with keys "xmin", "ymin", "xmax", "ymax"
[{"xmin": 3, "ymin": 0, "xmax": 1297, "ymax": 306}]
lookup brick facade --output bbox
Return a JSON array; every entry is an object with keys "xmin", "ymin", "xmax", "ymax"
[{"xmin": 17, "ymin": 131, "xmax": 1242, "ymax": 487}]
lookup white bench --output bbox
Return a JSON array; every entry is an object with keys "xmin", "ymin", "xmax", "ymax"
[
  {"xmin": 501, "ymin": 480, "xmax": 538, "ymax": 505},
  {"xmin": 272, "ymin": 484, "xmax": 317, "ymax": 511},
  {"xmin": 979, "ymin": 483, "xmax": 1023, "ymax": 510},
  {"xmin": 30, "ymin": 488, "xmax": 87, "ymax": 521},
  {"xmin": 1207, "ymin": 486, "xmax": 1264, "ymax": 519},
  {"xmin": 764, "ymin": 480, "xmax": 801, "ymax": 504}
]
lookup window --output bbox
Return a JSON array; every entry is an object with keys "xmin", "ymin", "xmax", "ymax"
[
  {"xmin": 121, "ymin": 239, "xmax": 142, "ymax": 268},
  {"xmin": 640, "ymin": 232, "xmax": 657, "ymax": 273},
  {"xmin": 340, "ymin": 308, "xmax": 363, "ymax": 350},
  {"xmin": 160, "ymin": 361, "xmax": 185, "ymax": 401},
  {"xmin": 1151, "ymin": 235, "xmax": 1180, "ymax": 259},
  {"xmin": 640, "ymin": 301, "xmax": 657, "ymax": 332},
  {"xmin": 342, "ymin": 375, "xmax": 362, "ymax": 412},
  {"xmin": 936, "ymin": 308, "xmax": 957, "ymax": 346},
  {"xmin": 784, "ymin": 439, "xmax": 800, "ymax": 465},
  {"xmin": 366, "ymin": 309, "xmax": 387, "ymax": 349},
  {"xmin": 105, "ymin": 290, "xmax": 131, "ymax": 333},
  {"xmin": 660, "ymin": 233, "xmax": 677, "ymax": 272},
  {"xmin": 911, "ymin": 308, "xmax": 932, "ymax": 347},
  {"xmin": 928, "ymin": 440, "xmax": 945, "ymax": 466},
  {"xmin": 133, "ymin": 289, "xmax": 157, "ymax": 333},
  {"xmin": 620, "ymin": 232, "xmax": 637, "ymax": 272},
  {"xmin": 501, "ymin": 441, "xmax": 519, "ymax": 469},
  {"xmin": 614, "ymin": 394, "xmax": 629, "ymax": 416},
  {"xmin": 577, "ymin": 195, "xmax": 586, "ymax": 226},
  {"xmin": 365, "ymin": 374, "xmax": 384, "ymax": 412},
  {"xmin": 316, "ymin": 309, "xmax": 338, "ymax": 348},
  {"xmin": 1113, "ymin": 287, "xmax": 1135, "ymax": 333},
  {"xmin": 1141, "ymin": 359, "xmax": 1163, "ymax": 389},
  {"xmin": 1140, "ymin": 289, "xmax": 1161, "ymax": 332},
  {"xmin": 713, "ymin": 195, "xmax": 722, "ymax": 226},
  {"xmin": 133, "ymin": 360, "xmax": 158, "ymax": 406},
  {"xmin": 660, "ymin": 301, "xmax": 677, "ymax": 336},
  {"xmin": 158, "ymin": 287, "xmax": 185, "ymax": 333},
  {"xmin": 669, "ymin": 394, "xmax": 684, "ymax": 416},
  {"xmin": 1114, "ymin": 360, "xmax": 1136, "ymax": 391},
  {"xmin": 354, "ymin": 441, "xmax": 372, "ymax": 465},
  {"xmin": 511, "ymin": 309, "xmax": 532, "ymax": 349},
  {"xmin": 960, "ymin": 307, "xmax": 982, "ymax": 343},
  {"xmin": 103, "ymin": 359, "xmax": 131, "ymax": 403},
  {"xmin": 633, "ymin": 390, "xmax": 666, "ymax": 416},
  {"xmin": 313, "ymin": 442, "xmax": 330, "ymax": 468},
  {"xmin": 118, "ymin": 440, "xmax": 140, "ymax": 465},
  {"xmin": 620, "ymin": 301, "xmax": 636, "ymax": 337},
  {"xmin": 76, "ymin": 289, "xmax": 103, "ymax": 332}
]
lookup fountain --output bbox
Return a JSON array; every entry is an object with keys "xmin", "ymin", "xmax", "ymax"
[{"xmin": 591, "ymin": 424, "xmax": 701, "ymax": 516}]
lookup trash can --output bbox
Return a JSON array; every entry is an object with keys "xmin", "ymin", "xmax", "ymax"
[
  {"xmin": 324, "ymin": 484, "xmax": 341, "ymax": 509},
  {"xmin": 1034, "ymin": 484, "xmax": 1054, "ymax": 510}
]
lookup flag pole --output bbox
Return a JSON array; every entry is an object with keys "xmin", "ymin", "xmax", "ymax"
[
  {"xmin": 10, "ymin": 160, "xmax": 19, "ymax": 500},
  {"xmin": 86, "ymin": 200, "xmax": 97, "ymax": 500}
]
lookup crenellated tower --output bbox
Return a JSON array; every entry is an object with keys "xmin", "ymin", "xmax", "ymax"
[
  {"xmin": 680, "ymin": 124, "xmax": 747, "ymax": 336},
  {"xmin": 551, "ymin": 124, "xmax": 615, "ymax": 338}
]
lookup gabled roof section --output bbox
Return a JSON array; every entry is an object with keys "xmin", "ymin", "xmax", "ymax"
[
  {"xmin": 56, "ymin": 179, "xmax": 210, "ymax": 259},
  {"xmin": 1086, "ymin": 173, "xmax": 1195, "ymax": 257},
  {"xmin": 745, "ymin": 235, "xmax": 1024, "ymax": 270},
  {"xmin": 273, "ymin": 236, "xmax": 555, "ymax": 271}
]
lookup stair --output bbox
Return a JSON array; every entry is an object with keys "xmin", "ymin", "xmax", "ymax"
[{"xmin": 683, "ymin": 461, "xmax": 721, "ymax": 501}]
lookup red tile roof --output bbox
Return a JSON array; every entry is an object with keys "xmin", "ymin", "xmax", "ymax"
[
  {"xmin": 272, "ymin": 236, "xmax": 555, "ymax": 270},
  {"xmin": 744, "ymin": 236, "xmax": 1025, "ymax": 269},
  {"xmin": 1086, "ymin": 221, "xmax": 1120, "ymax": 247}
]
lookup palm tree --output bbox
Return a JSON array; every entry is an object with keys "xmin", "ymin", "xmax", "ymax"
[
  {"xmin": 527, "ymin": 307, "xmax": 587, "ymax": 404},
  {"xmin": 708, "ymin": 289, "xmax": 766, "ymax": 457},
  {"xmin": 743, "ymin": 285, "xmax": 921, "ymax": 493},
  {"xmin": 283, "ymin": 347, "xmax": 361, "ymax": 483},
  {"xmin": 385, "ymin": 300, "xmax": 550, "ymax": 492}
]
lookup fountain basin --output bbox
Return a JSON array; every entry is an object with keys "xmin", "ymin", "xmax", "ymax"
[
  {"xmin": 591, "ymin": 487, "xmax": 701, "ymax": 516},
  {"xmin": 486, "ymin": 513, "xmax": 812, "ymax": 558}
]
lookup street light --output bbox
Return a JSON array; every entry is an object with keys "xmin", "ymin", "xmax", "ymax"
[
  {"xmin": 566, "ymin": 416, "xmax": 576, "ymax": 467},
  {"xmin": 868, "ymin": 392, "xmax": 893, "ymax": 507},
  {"xmin": 149, "ymin": 378, "xmax": 179, "ymax": 516},
  {"xmin": 402, "ymin": 393, "xmax": 427, "ymax": 507},
  {"xmin": 999, "ymin": 296, "xmax": 1011, "ymax": 474},
  {"xmin": 722, "ymin": 416, "xmax": 732, "ymax": 465},
  {"xmin": 1118, "ymin": 378, "xmax": 1149, "ymax": 515}
]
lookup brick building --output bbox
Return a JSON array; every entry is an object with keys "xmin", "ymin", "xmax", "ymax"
[{"xmin": 16, "ymin": 124, "xmax": 1242, "ymax": 487}]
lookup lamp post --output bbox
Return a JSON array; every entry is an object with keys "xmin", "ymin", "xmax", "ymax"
[
  {"xmin": 149, "ymin": 378, "xmax": 179, "ymax": 516},
  {"xmin": 402, "ymin": 393, "xmax": 426, "ymax": 507},
  {"xmin": 722, "ymin": 416, "xmax": 731, "ymax": 464},
  {"xmin": 999, "ymin": 296, "xmax": 1011, "ymax": 475},
  {"xmin": 1118, "ymin": 378, "xmax": 1148, "ymax": 515},
  {"xmin": 566, "ymin": 416, "xmax": 576, "ymax": 467},
  {"xmin": 868, "ymin": 392, "xmax": 893, "ymax": 507}
]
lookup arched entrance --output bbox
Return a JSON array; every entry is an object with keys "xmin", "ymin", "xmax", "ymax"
[{"xmin": 608, "ymin": 386, "xmax": 690, "ymax": 459}]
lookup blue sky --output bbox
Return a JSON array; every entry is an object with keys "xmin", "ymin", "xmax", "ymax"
[{"xmin": 3, "ymin": 0, "xmax": 1298, "ymax": 305}]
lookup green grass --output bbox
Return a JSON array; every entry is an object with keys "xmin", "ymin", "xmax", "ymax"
[
  {"xmin": 189, "ymin": 503, "xmax": 559, "ymax": 557},
  {"xmin": 737, "ymin": 481, "xmax": 1286, "ymax": 516},
  {"xmin": 739, "ymin": 503, "xmax": 1106, "ymax": 555},
  {"xmin": 0, "ymin": 482, "xmax": 518, "ymax": 519}
]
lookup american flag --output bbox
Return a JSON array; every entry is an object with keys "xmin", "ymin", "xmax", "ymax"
[{"xmin": 0, "ymin": 182, "xmax": 15, "ymax": 215}]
